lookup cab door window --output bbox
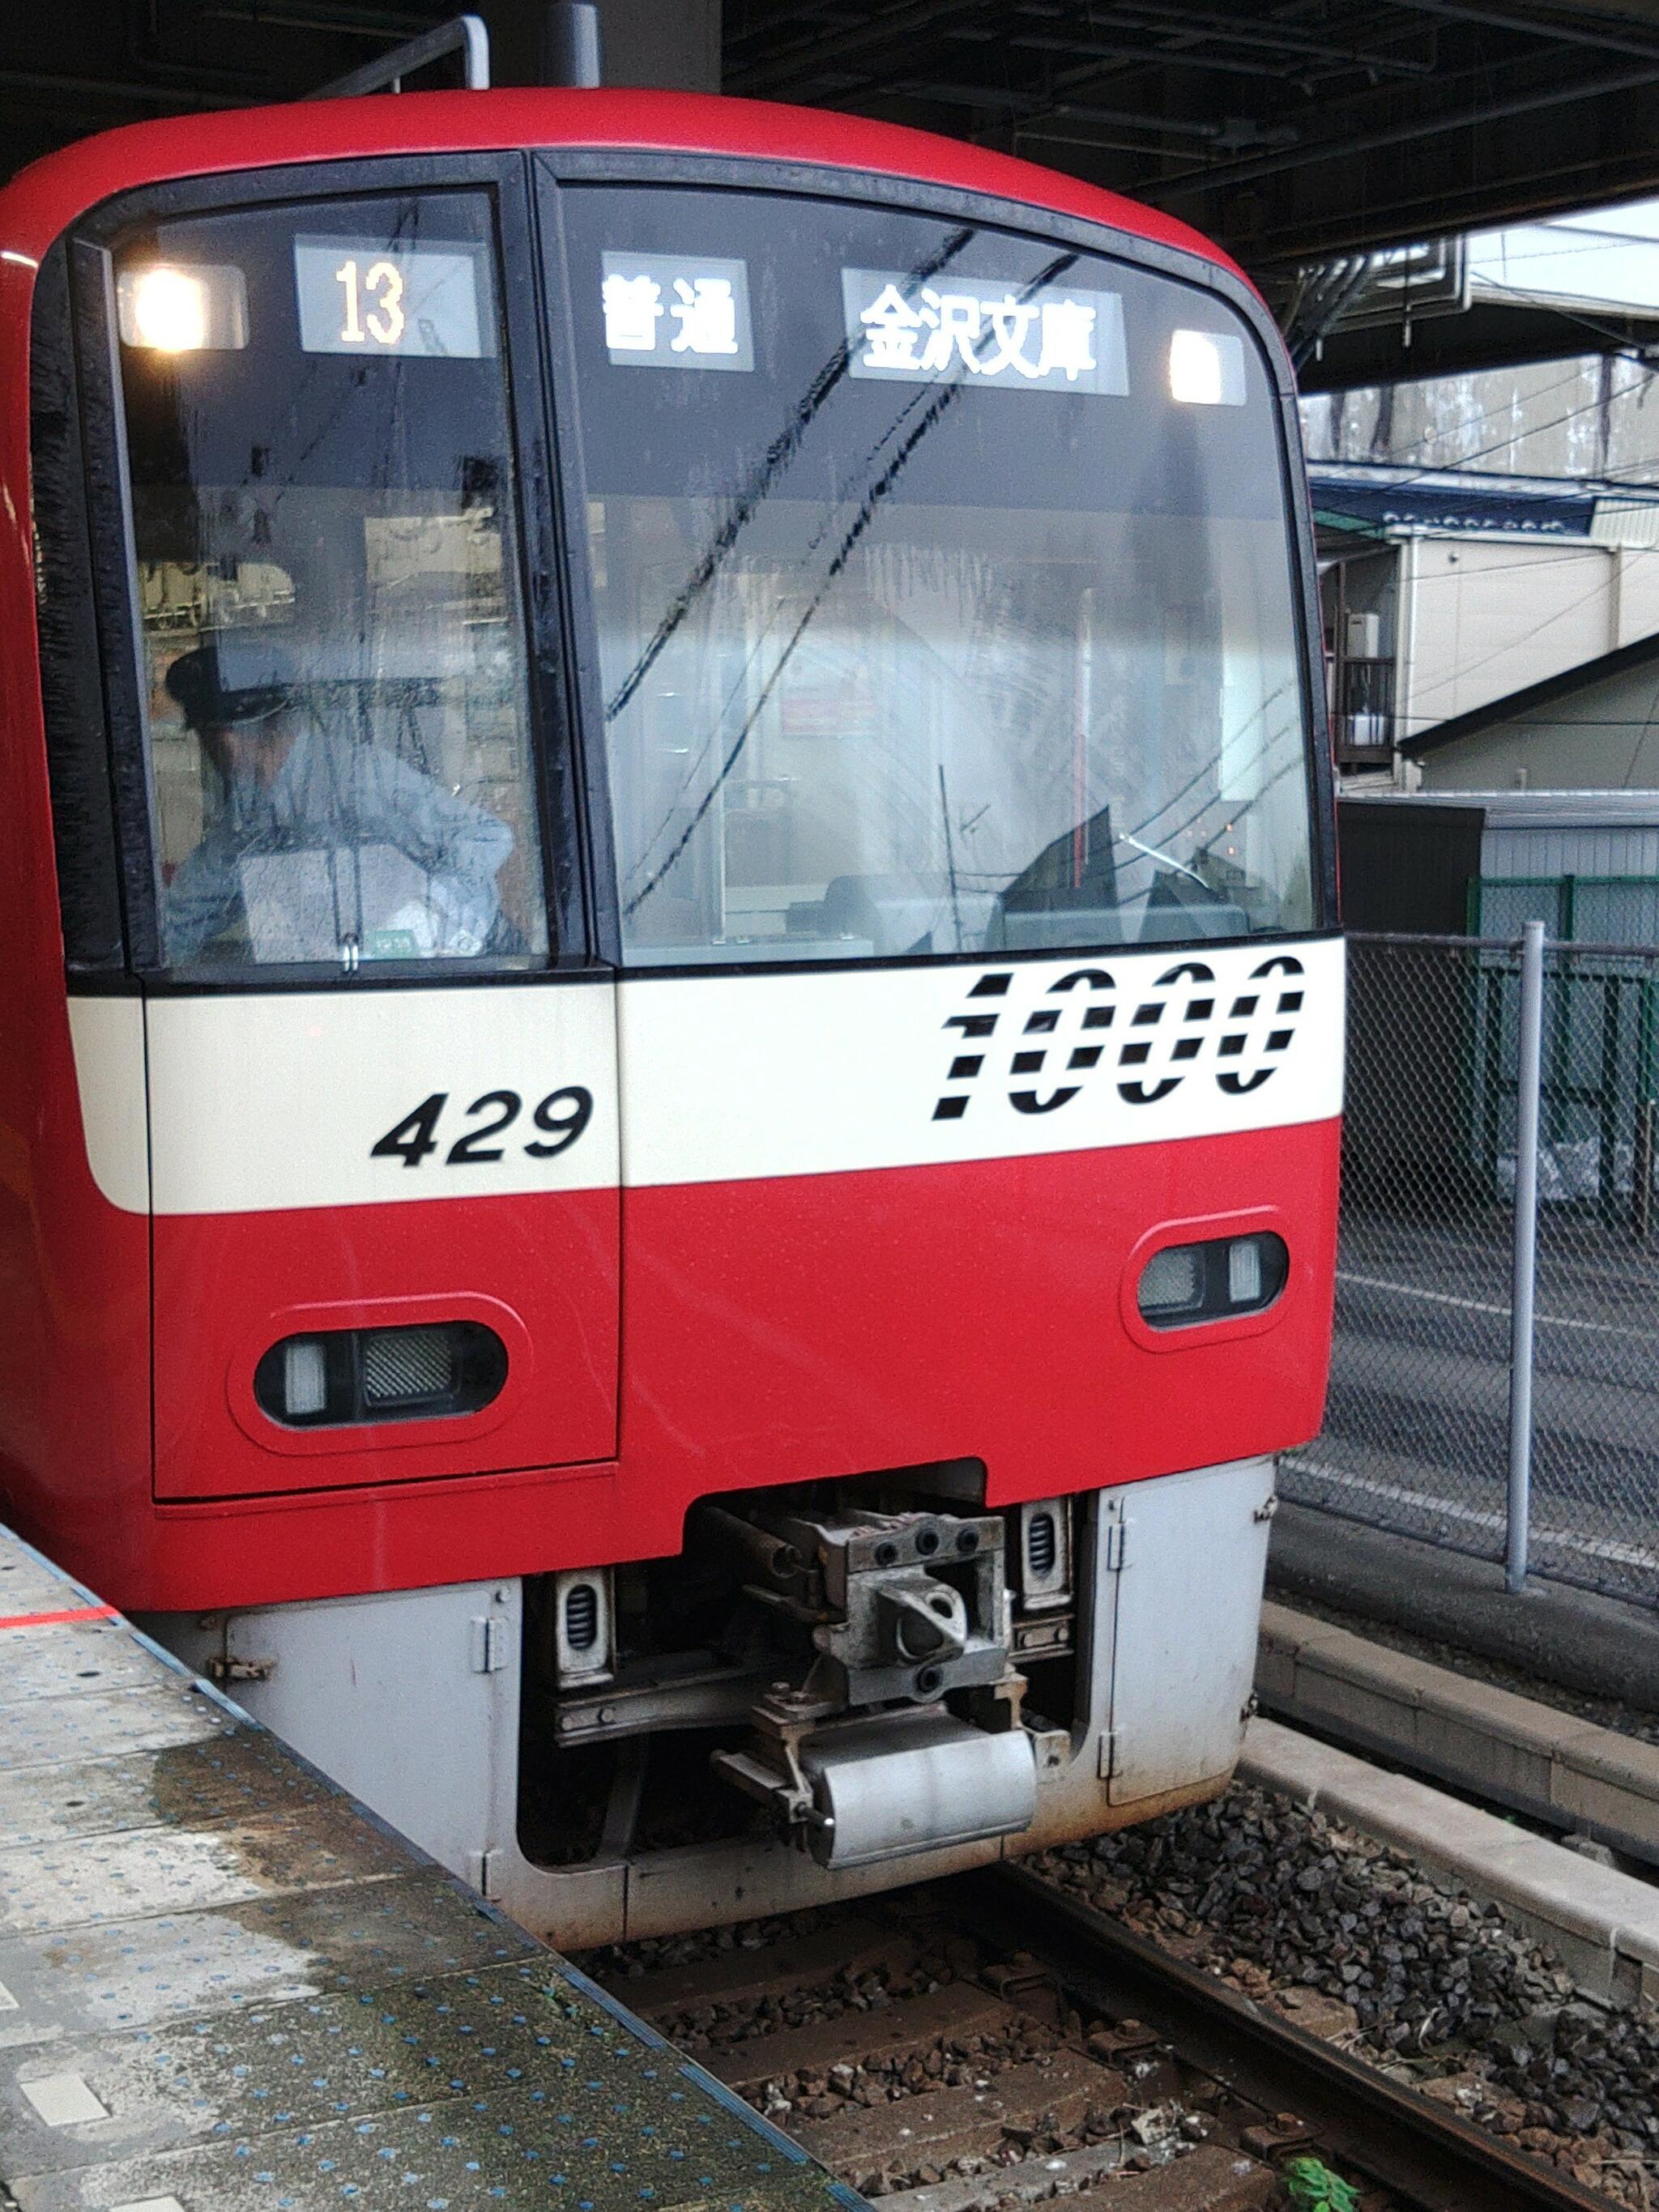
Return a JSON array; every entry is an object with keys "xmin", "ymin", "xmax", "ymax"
[{"xmin": 113, "ymin": 190, "xmax": 551, "ymax": 974}]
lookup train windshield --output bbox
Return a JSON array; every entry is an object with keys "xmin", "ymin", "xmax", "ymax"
[
  {"xmin": 112, "ymin": 190, "xmax": 548, "ymax": 974},
  {"xmin": 565, "ymin": 187, "xmax": 1316, "ymax": 965}
]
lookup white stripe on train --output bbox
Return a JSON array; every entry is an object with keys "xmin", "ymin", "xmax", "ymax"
[{"xmin": 69, "ymin": 934, "xmax": 1344, "ymax": 1216}]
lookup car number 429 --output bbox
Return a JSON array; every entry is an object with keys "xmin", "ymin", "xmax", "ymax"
[{"xmin": 371, "ymin": 1088, "xmax": 593, "ymax": 1168}]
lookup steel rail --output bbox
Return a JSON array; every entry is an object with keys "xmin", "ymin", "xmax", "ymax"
[{"xmin": 972, "ymin": 1863, "xmax": 1610, "ymax": 2212}]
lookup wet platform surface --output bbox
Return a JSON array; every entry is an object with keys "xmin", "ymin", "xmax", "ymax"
[{"xmin": 0, "ymin": 1524, "xmax": 863, "ymax": 2212}]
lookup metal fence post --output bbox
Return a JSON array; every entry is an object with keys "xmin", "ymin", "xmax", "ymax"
[{"xmin": 1507, "ymin": 919, "xmax": 1546, "ymax": 1595}]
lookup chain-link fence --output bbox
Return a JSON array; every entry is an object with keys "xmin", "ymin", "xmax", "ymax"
[{"xmin": 1281, "ymin": 929, "xmax": 1659, "ymax": 1611}]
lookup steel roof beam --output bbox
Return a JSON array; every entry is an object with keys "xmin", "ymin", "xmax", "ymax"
[
  {"xmin": 1076, "ymin": 0, "xmax": 1440, "ymax": 74},
  {"xmin": 881, "ymin": 77, "xmax": 1240, "ymax": 142},
  {"xmin": 205, "ymin": 2, "xmax": 432, "ymax": 40},
  {"xmin": 1140, "ymin": 47, "xmax": 1659, "ymax": 200},
  {"xmin": 947, "ymin": 28, "xmax": 1307, "ymax": 82},
  {"xmin": 1385, "ymin": 0, "xmax": 1659, "ymax": 59},
  {"xmin": 725, "ymin": 0, "xmax": 986, "ymax": 94},
  {"xmin": 736, "ymin": 0, "xmax": 1441, "ymax": 93},
  {"xmin": 0, "ymin": 66, "xmax": 241, "ymax": 107},
  {"xmin": 722, "ymin": 2, "xmax": 855, "ymax": 57}
]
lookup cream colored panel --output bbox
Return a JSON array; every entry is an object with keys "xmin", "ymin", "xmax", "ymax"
[
  {"xmin": 109, "ymin": 942, "xmax": 1337, "ymax": 1215},
  {"xmin": 620, "ymin": 935, "xmax": 1343, "ymax": 1189},
  {"xmin": 67, "ymin": 997, "xmax": 151, "ymax": 1216},
  {"xmin": 146, "ymin": 982, "xmax": 618, "ymax": 1215}
]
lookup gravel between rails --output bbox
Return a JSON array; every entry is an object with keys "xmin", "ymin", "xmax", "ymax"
[
  {"xmin": 597, "ymin": 1914, "xmax": 1268, "ymax": 2205},
  {"xmin": 1038, "ymin": 1784, "xmax": 1659, "ymax": 2206},
  {"xmin": 585, "ymin": 1773, "xmax": 1659, "ymax": 2206}
]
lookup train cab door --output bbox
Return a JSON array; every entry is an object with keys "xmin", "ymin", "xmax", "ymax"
[{"xmin": 79, "ymin": 160, "xmax": 622, "ymax": 1501}]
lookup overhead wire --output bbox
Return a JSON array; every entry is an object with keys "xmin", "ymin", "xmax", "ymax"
[
  {"xmin": 1333, "ymin": 360, "xmax": 1607, "ymax": 464},
  {"xmin": 1465, "ymin": 274, "xmax": 1659, "ymax": 355},
  {"xmin": 1310, "ymin": 364, "xmax": 1659, "ymax": 524}
]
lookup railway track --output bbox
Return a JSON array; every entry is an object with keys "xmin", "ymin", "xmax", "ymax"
[
  {"xmin": 983, "ymin": 1866, "xmax": 1611, "ymax": 2212},
  {"xmin": 590, "ymin": 1860, "xmax": 1614, "ymax": 2212}
]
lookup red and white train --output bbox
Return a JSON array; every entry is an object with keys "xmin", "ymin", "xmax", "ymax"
[{"xmin": 0, "ymin": 51, "xmax": 1340, "ymax": 1943}]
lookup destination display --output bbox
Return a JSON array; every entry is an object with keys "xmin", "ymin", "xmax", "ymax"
[
  {"xmin": 293, "ymin": 237, "xmax": 493, "ymax": 359},
  {"xmin": 841, "ymin": 268, "xmax": 1128, "ymax": 394}
]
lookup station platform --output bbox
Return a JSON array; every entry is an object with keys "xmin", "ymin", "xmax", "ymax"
[
  {"xmin": 1269, "ymin": 1500, "xmax": 1659, "ymax": 1708},
  {"xmin": 0, "ymin": 1523, "xmax": 863, "ymax": 2212}
]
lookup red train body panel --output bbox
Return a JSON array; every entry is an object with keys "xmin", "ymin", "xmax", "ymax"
[
  {"xmin": 0, "ymin": 88, "xmax": 1240, "ymax": 274},
  {"xmin": 30, "ymin": 1115, "xmax": 1337, "ymax": 1606}
]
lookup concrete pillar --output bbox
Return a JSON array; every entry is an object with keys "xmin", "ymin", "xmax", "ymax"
[
  {"xmin": 467, "ymin": 1, "xmax": 536, "ymax": 89},
  {"xmin": 600, "ymin": 0, "xmax": 720, "ymax": 89},
  {"xmin": 472, "ymin": 0, "xmax": 720, "ymax": 90}
]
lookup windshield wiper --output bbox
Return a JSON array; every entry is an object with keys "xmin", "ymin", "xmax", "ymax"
[{"xmin": 1116, "ymin": 829, "xmax": 1211, "ymax": 891}]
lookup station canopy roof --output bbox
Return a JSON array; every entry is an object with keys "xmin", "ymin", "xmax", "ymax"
[
  {"xmin": 1307, "ymin": 458, "xmax": 1659, "ymax": 540},
  {"xmin": 1293, "ymin": 197, "xmax": 1659, "ymax": 389},
  {"xmin": 15, "ymin": 2, "xmax": 1659, "ymax": 386}
]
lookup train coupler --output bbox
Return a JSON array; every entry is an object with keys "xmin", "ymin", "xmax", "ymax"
[{"xmin": 704, "ymin": 1499, "xmax": 1038, "ymax": 1866}]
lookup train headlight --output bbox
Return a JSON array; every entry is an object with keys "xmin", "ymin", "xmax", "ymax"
[
  {"xmin": 254, "ymin": 1320, "xmax": 505, "ymax": 1427},
  {"xmin": 117, "ymin": 263, "xmax": 249, "ymax": 352},
  {"xmin": 361, "ymin": 1326, "xmax": 454, "ymax": 1409},
  {"xmin": 1136, "ymin": 1232, "xmax": 1287, "ymax": 1328},
  {"xmin": 1168, "ymin": 328, "xmax": 1246, "ymax": 407},
  {"xmin": 1137, "ymin": 1244, "xmax": 1204, "ymax": 1319}
]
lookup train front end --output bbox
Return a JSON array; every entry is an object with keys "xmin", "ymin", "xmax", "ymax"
[{"xmin": 0, "ymin": 92, "xmax": 1340, "ymax": 1942}]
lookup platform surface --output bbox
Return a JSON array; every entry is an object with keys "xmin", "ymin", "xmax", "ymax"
[{"xmin": 0, "ymin": 1524, "xmax": 862, "ymax": 2212}]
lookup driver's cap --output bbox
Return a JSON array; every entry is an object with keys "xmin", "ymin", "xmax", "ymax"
[{"xmin": 164, "ymin": 641, "xmax": 292, "ymax": 732}]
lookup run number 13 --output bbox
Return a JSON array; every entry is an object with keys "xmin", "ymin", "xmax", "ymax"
[{"xmin": 335, "ymin": 258, "xmax": 406, "ymax": 348}]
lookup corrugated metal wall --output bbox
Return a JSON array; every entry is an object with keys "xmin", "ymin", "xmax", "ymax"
[{"xmin": 1482, "ymin": 824, "xmax": 1659, "ymax": 879}]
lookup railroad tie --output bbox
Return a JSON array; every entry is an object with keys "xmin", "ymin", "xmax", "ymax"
[
  {"xmin": 712, "ymin": 1984, "xmax": 1022, "ymax": 2095},
  {"xmin": 795, "ymin": 2048, "xmax": 1129, "ymax": 2173}
]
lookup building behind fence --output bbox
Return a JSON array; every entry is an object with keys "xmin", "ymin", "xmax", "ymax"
[{"xmin": 1281, "ymin": 930, "xmax": 1659, "ymax": 1611}]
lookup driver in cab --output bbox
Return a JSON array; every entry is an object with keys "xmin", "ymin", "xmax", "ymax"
[{"xmin": 162, "ymin": 642, "xmax": 515, "ymax": 966}]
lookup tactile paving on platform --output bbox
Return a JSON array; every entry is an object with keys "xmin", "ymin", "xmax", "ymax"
[{"xmin": 0, "ymin": 1524, "xmax": 866, "ymax": 2212}]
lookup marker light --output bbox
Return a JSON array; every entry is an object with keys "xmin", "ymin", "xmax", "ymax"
[
  {"xmin": 117, "ymin": 263, "xmax": 249, "ymax": 352},
  {"xmin": 1137, "ymin": 1232, "xmax": 1288, "ymax": 1328},
  {"xmin": 254, "ymin": 1320, "xmax": 506, "ymax": 1427},
  {"xmin": 1227, "ymin": 1236, "xmax": 1264, "ymax": 1306},
  {"xmin": 281, "ymin": 1337, "xmax": 328, "ymax": 1418},
  {"xmin": 1169, "ymin": 327, "xmax": 1247, "ymax": 407}
]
